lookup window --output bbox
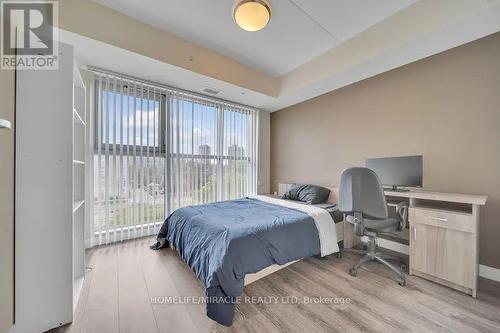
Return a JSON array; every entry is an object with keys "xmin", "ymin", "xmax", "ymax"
[
  {"xmin": 167, "ymin": 97, "xmax": 219, "ymax": 211},
  {"xmin": 91, "ymin": 74, "xmax": 258, "ymax": 246},
  {"xmin": 93, "ymin": 78, "xmax": 165, "ymax": 245},
  {"xmin": 166, "ymin": 96, "xmax": 258, "ymax": 211}
]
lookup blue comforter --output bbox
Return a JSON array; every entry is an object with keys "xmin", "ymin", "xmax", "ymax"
[{"xmin": 152, "ymin": 197, "xmax": 322, "ymax": 326}]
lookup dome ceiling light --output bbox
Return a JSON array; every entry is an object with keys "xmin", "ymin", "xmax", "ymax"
[{"xmin": 233, "ymin": 0, "xmax": 272, "ymax": 32}]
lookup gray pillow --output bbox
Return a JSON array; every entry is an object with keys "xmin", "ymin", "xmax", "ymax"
[{"xmin": 281, "ymin": 184, "xmax": 330, "ymax": 204}]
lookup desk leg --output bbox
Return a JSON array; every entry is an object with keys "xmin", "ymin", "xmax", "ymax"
[{"xmin": 343, "ymin": 220, "xmax": 361, "ymax": 249}]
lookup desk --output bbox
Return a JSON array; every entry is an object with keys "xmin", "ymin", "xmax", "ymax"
[{"xmin": 344, "ymin": 189, "xmax": 487, "ymax": 297}]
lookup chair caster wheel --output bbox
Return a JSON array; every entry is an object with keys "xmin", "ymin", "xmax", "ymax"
[
  {"xmin": 349, "ymin": 268, "xmax": 357, "ymax": 277},
  {"xmin": 397, "ymin": 278, "xmax": 406, "ymax": 286}
]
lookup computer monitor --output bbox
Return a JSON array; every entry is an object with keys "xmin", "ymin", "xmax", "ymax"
[{"xmin": 365, "ymin": 155, "xmax": 423, "ymax": 191}]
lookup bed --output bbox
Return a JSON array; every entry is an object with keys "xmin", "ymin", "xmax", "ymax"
[
  {"xmin": 245, "ymin": 189, "xmax": 344, "ymax": 285},
  {"xmin": 151, "ymin": 184, "xmax": 344, "ymax": 326}
]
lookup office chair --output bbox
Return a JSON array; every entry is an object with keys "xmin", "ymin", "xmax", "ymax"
[{"xmin": 338, "ymin": 167, "xmax": 408, "ymax": 286}]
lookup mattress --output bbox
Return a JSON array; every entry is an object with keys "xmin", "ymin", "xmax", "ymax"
[{"xmin": 284, "ymin": 200, "xmax": 344, "ymax": 223}]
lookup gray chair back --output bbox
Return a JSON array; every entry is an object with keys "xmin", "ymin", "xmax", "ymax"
[{"xmin": 338, "ymin": 167, "xmax": 388, "ymax": 220}]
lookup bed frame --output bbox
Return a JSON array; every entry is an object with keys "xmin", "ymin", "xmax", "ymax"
[{"xmin": 244, "ymin": 184, "xmax": 344, "ymax": 285}]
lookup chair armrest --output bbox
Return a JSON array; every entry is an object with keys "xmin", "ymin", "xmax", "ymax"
[
  {"xmin": 346, "ymin": 212, "xmax": 365, "ymax": 236},
  {"xmin": 345, "ymin": 215, "xmax": 356, "ymax": 224}
]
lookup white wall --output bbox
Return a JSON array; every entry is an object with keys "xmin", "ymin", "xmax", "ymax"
[{"xmin": 258, "ymin": 111, "xmax": 270, "ymax": 194}]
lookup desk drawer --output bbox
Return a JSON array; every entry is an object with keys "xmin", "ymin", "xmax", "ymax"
[{"xmin": 409, "ymin": 207, "xmax": 475, "ymax": 233}]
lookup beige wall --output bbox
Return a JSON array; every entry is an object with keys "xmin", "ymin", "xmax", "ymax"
[
  {"xmin": 271, "ymin": 32, "xmax": 500, "ymax": 269},
  {"xmin": 0, "ymin": 70, "xmax": 15, "ymax": 331}
]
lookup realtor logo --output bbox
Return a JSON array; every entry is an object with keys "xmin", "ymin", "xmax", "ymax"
[{"xmin": 1, "ymin": 0, "xmax": 58, "ymax": 69}]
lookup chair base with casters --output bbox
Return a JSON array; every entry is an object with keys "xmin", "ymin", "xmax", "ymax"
[
  {"xmin": 338, "ymin": 167, "xmax": 409, "ymax": 287},
  {"xmin": 344, "ymin": 231, "xmax": 406, "ymax": 286}
]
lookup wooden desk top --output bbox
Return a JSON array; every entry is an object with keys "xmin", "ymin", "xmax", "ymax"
[
  {"xmin": 384, "ymin": 190, "xmax": 487, "ymax": 205},
  {"xmin": 277, "ymin": 183, "xmax": 488, "ymax": 206}
]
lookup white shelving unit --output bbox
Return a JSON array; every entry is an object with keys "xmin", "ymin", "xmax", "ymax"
[
  {"xmin": 15, "ymin": 42, "xmax": 87, "ymax": 333},
  {"xmin": 72, "ymin": 63, "xmax": 86, "ymax": 311}
]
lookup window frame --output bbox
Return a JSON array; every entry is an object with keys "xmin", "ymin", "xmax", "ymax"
[
  {"xmin": 93, "ymin": 80, "xmax": 167, "ymax": 156},
  {"xmin": 93, "ymin": 80, "xmax": 258, "ymax": 213}
]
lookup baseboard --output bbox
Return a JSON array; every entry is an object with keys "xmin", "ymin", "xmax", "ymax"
[
  {"xmin": 479, "ymin": 265, "xmax": 500, "ymax": 282},
  {"xmin": 364, "ymin": 237, "xmax": 500, "ymax": 282}
]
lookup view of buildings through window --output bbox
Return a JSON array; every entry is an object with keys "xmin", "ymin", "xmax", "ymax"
[{"xmin": 93, "ymin": 81, "xmax": 258, "ymax": 238}]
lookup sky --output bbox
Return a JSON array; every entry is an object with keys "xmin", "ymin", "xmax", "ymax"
[{"xmin": 99, "ymin": 90, "xmax": 253, "ymax": 156}]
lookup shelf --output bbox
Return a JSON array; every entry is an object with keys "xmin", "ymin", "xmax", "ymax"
[
  {"xmin": 73, "ymin": 63, "xmax": 87, "ymax": 319},
  {"xmin": 73, "ymin": 108, "xmax": 86, "ymax": 126},
  {"xmin": 411, "ymin": 204, "xmax": 473, "ymax": 216},
  {"xmin": 73, "ymin": 200, "xmax": 85, "ymax": 213}
]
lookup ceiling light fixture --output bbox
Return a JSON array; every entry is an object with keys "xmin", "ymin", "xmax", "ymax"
[{"xmin": 233, "ymin": 0, "xmax": 271, "ymax": 32}]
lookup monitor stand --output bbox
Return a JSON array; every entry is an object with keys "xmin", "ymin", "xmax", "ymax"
[{"xmin": 387, "ymin": 186, "xmax": 410, "ymax": 192}]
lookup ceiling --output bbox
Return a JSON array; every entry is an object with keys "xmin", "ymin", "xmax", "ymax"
[
  {"xmin": 94, "ymin": 0, "xmax": 416, "ymax": 77},
  {"xmin": 62, "ymin": 0, "xmax": 500, "ymax": 112},
  {"xmin": 60, "ymin": 29, "xmax": 278, "ymax": 109}
]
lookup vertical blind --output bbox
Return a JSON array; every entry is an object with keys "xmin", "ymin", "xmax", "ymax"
[
  {"xmin": 91, "ymin": 72, "xmax": 259, "ymax": 246},
  {"xmin": 167, "ymin": 92, "xmax": 259, "ymax": 212}
]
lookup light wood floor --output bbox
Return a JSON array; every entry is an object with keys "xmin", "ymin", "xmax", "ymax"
[{"xmin": 51, "ymin": 237, "xmax": 500, "ymax": 333}]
